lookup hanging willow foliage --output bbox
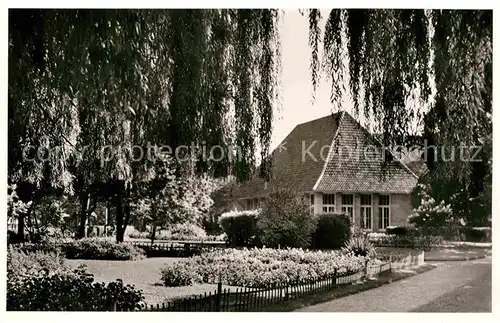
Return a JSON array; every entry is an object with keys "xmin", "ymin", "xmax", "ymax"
[
  {"xmin": 311, "ymin": 9, "xmax": 492, "ymax": 185},
  {"xmin": 8, "ymin": 9, "xmax": 281, "ymax": 192}
]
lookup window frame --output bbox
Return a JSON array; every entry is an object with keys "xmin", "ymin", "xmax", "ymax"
[
  {"xmin": 360, "ymin": 194, "xmax": 373, "ymax": 230},
  {"xmin": 341, "ymin": 193, "xmax": 355, "ymax": 223},
  {"xmin": 378, "ymin": 194, "xmax": 391, "ymax": 229},
  {"xmin": 321, "ymin": 193, "xmax": 336, "ymax": 214}
]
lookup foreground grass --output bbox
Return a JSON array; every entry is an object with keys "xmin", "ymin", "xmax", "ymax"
[
  {"xmin": 257, "ymin": 264, "xmax": 436, "ymax": 312},
  {"xmin": 376, "ymin": 247, "xmax": 491, "ymax": 262},
  {"xmin": 67, "ymin": 257, "xmax": 250, "ymax": 306}
]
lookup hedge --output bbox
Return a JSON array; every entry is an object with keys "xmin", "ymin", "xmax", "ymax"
[{"xmin": 312, "ymin": 213, "xmax": 351, "ymax": 249}]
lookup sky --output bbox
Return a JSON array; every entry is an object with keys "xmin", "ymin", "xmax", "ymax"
[
  {"xmin": 271, "ymin": 9, "xmax": 428, "ymax": 151},
  {"xmin": 270, "ymin": 9, "xmax": 354, "ymax": 151}
]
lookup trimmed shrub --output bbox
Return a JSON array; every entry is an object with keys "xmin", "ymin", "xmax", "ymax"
[
  {"xmin": 219, "ymin": 210, "xmax": 262, "ymax": 247},
  {"xmin": 312, "ymin": 213, "xmax": 351, "ymax": 249},
  {"xmin": 459, "ymin": 227, "xmax": 491, "ymax": 242},
  {"xmin": 386, "ymin": 226, "xmax": 408, "ymax": 236},
  {"xmin": 168, "ymin": 222, "xmax": 207, "ymax": 241},
  {"xmin": 62, "ymin": 239, "xmax": 146, "ymax": 260},
  {"xmin": 389, "ymin": 229, "xmax": 444, "ymax": 250},
  {"xmin": 202, "ymin": 215, "xmax": 223, "ymax": 235},
  {"xmin": 128, "ymin": 223, "xmax": 217, "ymax": 242},
  {"xmin": 258, "ymin": 189, "xmax": 317, "ymax": 248}
]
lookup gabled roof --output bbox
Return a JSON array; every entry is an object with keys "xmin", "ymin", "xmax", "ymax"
[
  {"xmin": 231, "ymin": 112, "xmax": 342, "ymax": 199},
  {"xmin": 230, "ymin": 111, "xmax": 418, "ymax": 199},
  {"xmin": 314, "ymin": 112, "xmax": 418, "ymax": 194}
]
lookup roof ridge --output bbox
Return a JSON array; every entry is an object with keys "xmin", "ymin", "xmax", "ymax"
[
  {"xmin": 313, "ymin": 110, "xmax": 346, "ymax": 191},
  {"xmin": 295, "ymin": 111, "xmax": 343, "ymax": 127},
  {"xmin": 345, "ymin": 113, "xmax": 419, "ymax": 179}
]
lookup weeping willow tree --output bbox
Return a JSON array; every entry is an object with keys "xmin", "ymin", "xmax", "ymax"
[
  {"xmin": 8, "ymin": 9, "xmax": 280, "ymax": 241},
  {"xmin": 309, "ymin": 9, "xmax": 492, "ymax": 225},
  {"xmin": 8, "ymin": 9, "xmax": 492, "ymax": 240}
]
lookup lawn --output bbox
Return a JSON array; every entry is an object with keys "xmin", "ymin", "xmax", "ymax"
[
  {"xmin": 66, "ymin": 258, "xmax": 242, "ymax": 306},
  {"xmin": 375, "ymin": 246, "xmax": 491, "ymax": 261}
]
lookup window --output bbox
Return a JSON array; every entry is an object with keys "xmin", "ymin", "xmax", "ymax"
[
  {"xmin": 378, "ymin": 194, "xmax": 390, "ymax": 229},
  {"xmin": 341, "ymin": 194, "xmax": 354, "ymax": 223},
  {"xmin": 309, "ymin": 194, "xmax": 315, "ymax": 214},
  {"xmin": 360, "ymin": 194, "xmax": 372, "ymax": 229},
  {"xmin": 322, "ymin": 193, "xmax": 335, "ymax": 213},
  {"xmin": 246, "ymin": 198, "xmax": 261, "ymax": 210}
]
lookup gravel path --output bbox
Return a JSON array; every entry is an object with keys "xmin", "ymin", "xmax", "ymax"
[{"xmin": 295, "ymin": 257, "xmax": 492, "ymax": 312}]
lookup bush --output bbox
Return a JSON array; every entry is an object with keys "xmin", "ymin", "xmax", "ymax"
[
  {"xmin": 408, "ymin": 183, "xmax": 453, "ymax": 230},
  {"xmin": 128, "ymin": 223, "xmax": 213, "ymax": 242},
  {"xmin": 14, "ymin": 241, "xmax": 62, "ymax": 254},
  {"xmin": 160, "ymin": 248, "xmax": 368, "ymax": 288},
  {"xmin": 386, "ymin": 226, "xmax": 408, "ymax": 236},
  {"xmin": 312, "ymin": 213, "xmax": 351, "ymax": 249},
  {"xmin": 62, "ymin": 239, "xmax": 146, "ymax": 260},
  {"xmin": 257, "ymin": 189, "xmax": 317, "ymax": 248},
  {"xmin": 366, "ymin": 232, "xmax": 393, "ymax": 243},
  {"xmin": 8, "ymin": 268, "xmax": 144, "ymax": 311},
  {"xmin": 7, "ymin": 246, "xmax": 70, "ymax": 283},
  {"xmin": 342, "ymin": 236, "xmax": 377, "ymax": 258},
  {"xmin": 7, "ymin": 247, "xmax": 145, "ymax": 311},
  {"xmin": 168, "ymin": 222, "xmax": 208, "ymax": 241},
  {"xmin": 387, "ymin": 229, "xmax": 444, "ymax": 250},
  {"xmin": 459, "ymin": 227, "xmax": 491, "ymax": 242},
  {"xmin": 161, "ymin": 262, "xmax": 202, "ymax": 286},
  {"xmin": 219, "ymin": 210, "xmax": 262, "ymax": 247},
  {"xmin": 203, "ymin": 214, "xmax": 223, "ymax": 235}
]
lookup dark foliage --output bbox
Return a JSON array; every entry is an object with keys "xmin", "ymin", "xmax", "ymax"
[
  {"xmin": 459, "ymin": 227, "xmax": 491, "ymax": 243},
  {"xmin": 312, "ymin": 214, "xmax": 351, "ymax": 249},
  {"xmin": 61, "ymin": 239, "xmax": 146, "ymax": 260},
  {"xmin": 386, "ymin": 226, "xmax": 409, "ymax": 236},
  {"xmin": 258, "ymin": 189, "xmax": 317, "ymax": 248},
  {"xmin": 7, "ymin": 268, "xmax": 144, "ymax": 311},
  {"xmin": 220, "ymin": 212, "xmax": 262, "ymax": 247}
]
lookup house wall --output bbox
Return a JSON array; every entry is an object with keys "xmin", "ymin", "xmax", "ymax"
[
  {"xmin": 314, "ymin": 192, "xmax": 414, "ymax": 231},
  {"xmin": 227, "ymin": 192, "xmax": 413, "ymax": 230},
  {"xmin": 313, "ymin": 192, "xmax": 322, "ymax": 215},
  {"xmin": 389, "ymin": 194, "xmax": 414, "ymax": 227}
]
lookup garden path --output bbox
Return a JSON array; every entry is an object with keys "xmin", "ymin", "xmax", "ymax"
[{"xmin": 295, "ymin": 257, "xmax": 492, "ymax": 312}]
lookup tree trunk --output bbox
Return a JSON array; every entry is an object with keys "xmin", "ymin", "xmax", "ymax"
[
  {"xmin": 77, "ymin": 193, "xmax": 90, "ymax": 239},
  {"xmin": 17, "ymin": 215, "xmax": 25, "ymax": 241},
  {"xmin": 115, "ymin": 196, "xmax": 124, "ymax": 243},
  {"xmin": 151, "ymin": 225, "xmax": 156, "ymax": 245}
]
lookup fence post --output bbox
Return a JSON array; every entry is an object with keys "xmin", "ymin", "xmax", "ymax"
[
  {"xmin": 216, "ymin": 281, "xmax": 222, "ymax": 312},
  {"xmin": 389, "ymin": 255, "xmax": 392, "ymax": 271}
]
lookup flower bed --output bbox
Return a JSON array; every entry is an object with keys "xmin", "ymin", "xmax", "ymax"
[{"xmin": 161, "ymin": 248, "xmax": 369, "ymax": 288}]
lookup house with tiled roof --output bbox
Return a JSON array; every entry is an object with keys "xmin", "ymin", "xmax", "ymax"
[{"xmin": 221, "ymin": 111, "xmax": 419, "ymax": 231}]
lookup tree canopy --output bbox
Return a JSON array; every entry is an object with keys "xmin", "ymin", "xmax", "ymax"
[{"xmin": 8, "ymin": 9, "xmax": 492, "ymax": 239}]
